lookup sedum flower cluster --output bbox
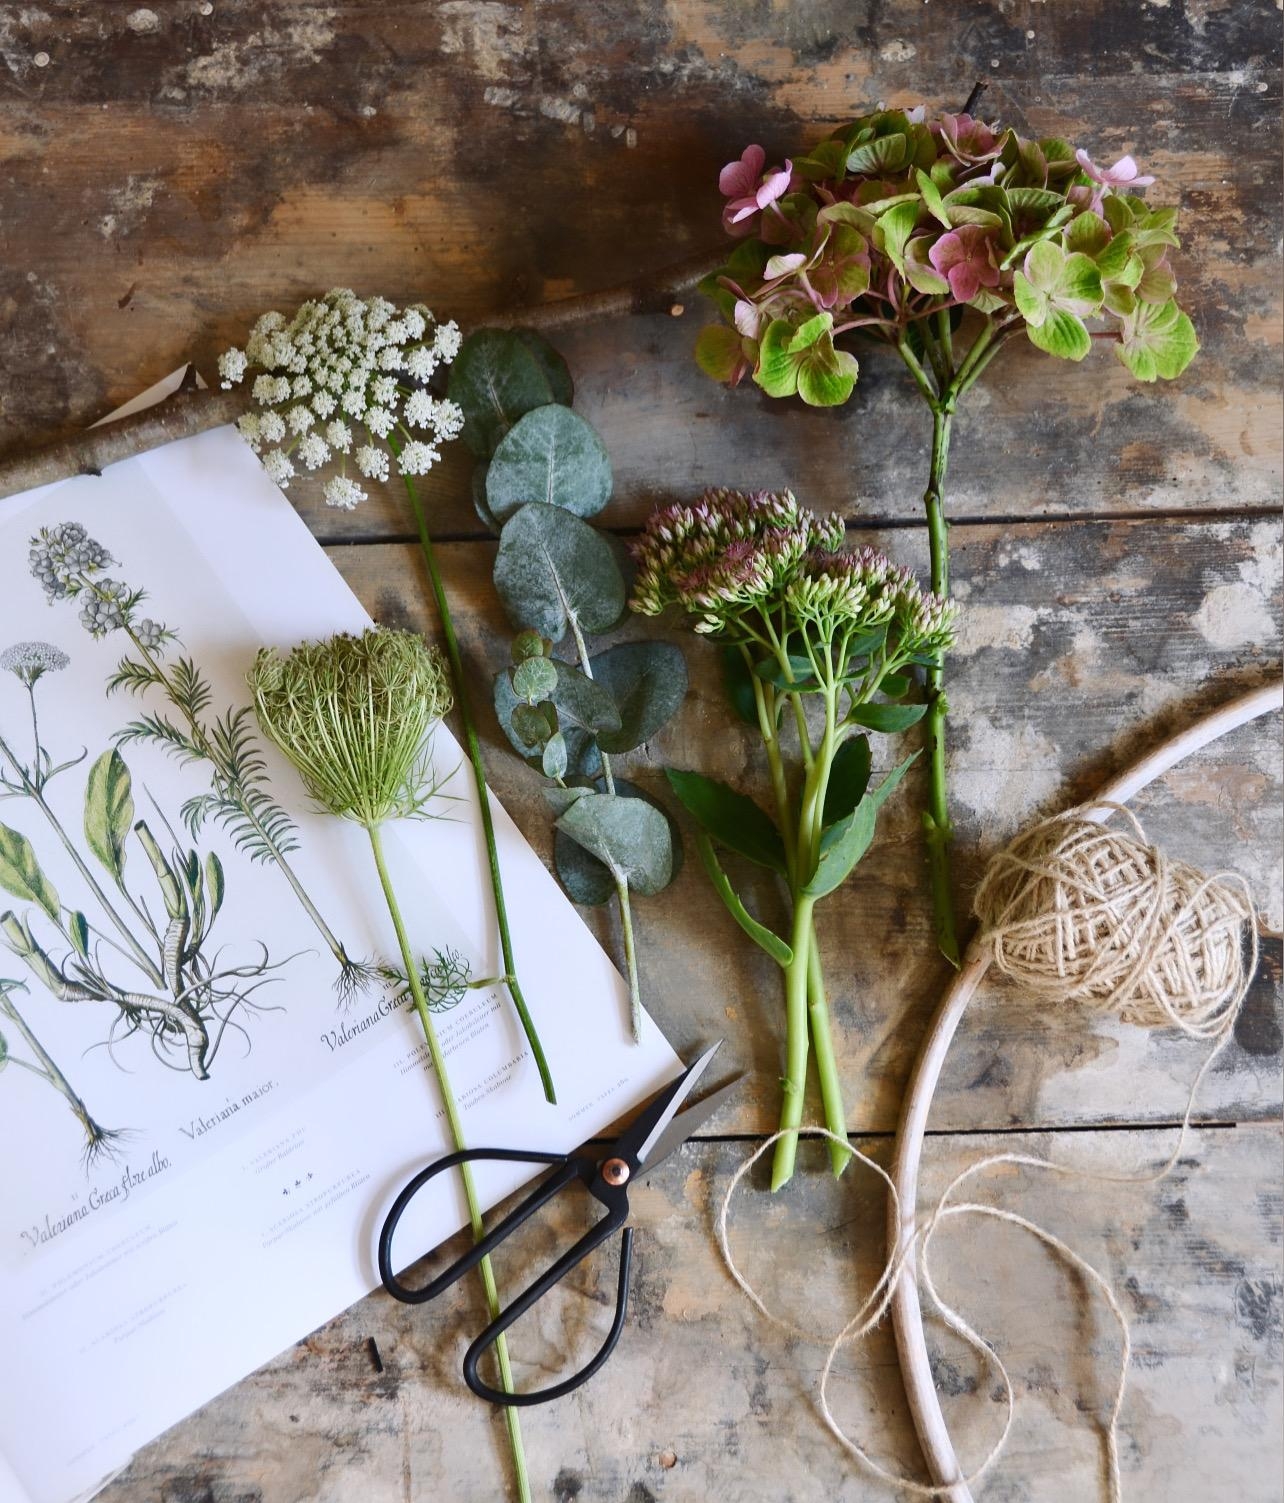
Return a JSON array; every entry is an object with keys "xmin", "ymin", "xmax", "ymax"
[
  {"xmin": 219, "ymin": 289, "xmax": 466, "ymax": 510},
  {"xmin": 28, "ymin": 523, "xmax": 168, "ymax": 646},
  {"xmin": 697, "ymin": 107, "xmax": 1197, "ymax": 405},
  {"xmin": 631, "ymin": 487, "xmax": 956, "ymax": 657}
]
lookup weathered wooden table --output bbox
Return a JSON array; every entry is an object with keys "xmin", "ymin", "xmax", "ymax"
[{"xmin": 4, "ymin": 4, "xmax": 1280, "ymax": 1499}]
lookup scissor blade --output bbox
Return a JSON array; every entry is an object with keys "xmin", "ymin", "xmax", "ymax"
[
  {"xmin": 638, "ymin": 1076, "xmax": 740, "ymax": 1176},
  {"xmin": 621, "ymin": 1042, "xmax": 722, "ymax": 1171}
]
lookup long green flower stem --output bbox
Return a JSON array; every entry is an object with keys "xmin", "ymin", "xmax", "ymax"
[
  {"xmin": 399, "ymin": 470, "xmax": 557, "ymax": 1101},
  {"xmin": 744, "ymin": 651, "xmax": 854, "ymax": 1189},
  {"xmin": 894, "ymin": 317, "xmax": 1015, "ymax": 966},
  {"xmin": 366, "ymin": 823, "xmax": 531, "ymax": 1503}
]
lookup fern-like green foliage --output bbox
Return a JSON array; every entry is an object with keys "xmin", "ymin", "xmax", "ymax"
[{"xmin": 186, "ymin": 707, "xmax": 299, "ymax": 864}]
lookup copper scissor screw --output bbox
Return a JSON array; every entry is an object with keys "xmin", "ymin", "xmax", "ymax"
[{"xmin": 600, "ymin": 1157, "xmax": 631, "ymax": 1187}]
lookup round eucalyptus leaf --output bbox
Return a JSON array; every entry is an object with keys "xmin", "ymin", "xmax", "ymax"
[
  {"xmin": 493, "ymin": 503, "xmax": 625, "ymax": 641},
  {"xmin": 512, "ymin": 655, "xmax": 559, "ymax": 703},
  {"xmin": 555, "ymin": 791, "xmax": 673, "ymax": 897},
  {"xmin": 560, "ymin": 725, "xmax": 603, "ymax": 781},
  {"xmin": 511, "ymin": 701, "xmax": 556, "ymax": 750},
  {"xmin": 446, "ymin": 330, "xmax": 556, "ymax": 458},
  {"xmin": 512, "ymin": 329, "xmax": 574, "ymax": 407},
  {"xmin": 472, "ymin": 463, "xmax": 500, "ymax": 532},
  {"xmin": 549, "ymin": 660, "xmax": 621, "ymax": 737},
  {"xmin": 485, "ymin": 405, "xmax": 613, "ymax": 523},
  {"xmin": 542, "ymin": 731, "xmax": 569, "ymax": 781},
  {"xmin": 511, "ymin": 630, "xmax": 548, "ymax": 663},
  {"xmin": 554, "ymin": 781, "xmax": 684, "ymax": 905},
  {"xmin": 591, "ymin": 641, "xmax": 689, "ymax": 754}
]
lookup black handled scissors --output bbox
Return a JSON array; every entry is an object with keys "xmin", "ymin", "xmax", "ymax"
[{"xmin": 377, "ymin": 1042, "xmax": 736, "ymax": 1407}]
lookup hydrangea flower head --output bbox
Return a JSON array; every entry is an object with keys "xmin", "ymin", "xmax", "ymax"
[{"xmin": 220, "ymin": 289, "xmax": 466, "ymax": 510}]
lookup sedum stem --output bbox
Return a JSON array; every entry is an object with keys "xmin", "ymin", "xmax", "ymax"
[
  {"xmin": 366, "ymin": 823, "xmax": 531, "ymax": 1503},
  {"xmin": 806, "ymin": 938, "xmax": 852, "ymax": 1177},
  {"xmin": 399, "ymin": 471, "xmax": 556, "ymax": 1101},
  {"xmin": 771, "ymin": 891, "xmax": 815, "ymax": 1191}
]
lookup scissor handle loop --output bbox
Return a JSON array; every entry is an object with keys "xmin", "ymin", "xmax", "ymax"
[
  {"xmin": 463, "ymin": 1215, "xmax": 634, "ymax": 1406},
  {"xmin": 378, "ymin": 1147, "xmax": 573, "ymax": 1305}
]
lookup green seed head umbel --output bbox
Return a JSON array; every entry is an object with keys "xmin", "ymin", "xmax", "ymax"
[{"xmin": 248, "ymin": 628, "xmax": 453, "ymax": 827}]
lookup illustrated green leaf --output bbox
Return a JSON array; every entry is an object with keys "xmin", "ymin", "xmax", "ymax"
[
  {"xmin": 696, "ymin": 324, "xmax": 749, "ymax": 382},
  {"xmin": 695, "ymin": 832, "xmax": 792, "ymax": 966},
  {"xmin": 493, "ymin": 502, "xmax": 626, "ymax": 641},
  {"xmin": 555, "ymin": 792, "xmax": 674, "ymax": 896},
  {"xmin": 0, "ymin": 1026, "xmax": 7, "ymax": 1070},
  {"xmin": 511, "ymin": 655, "xmax": 559, "ymax": 702},
  {"xmin": 446, "ymin": 329, "xmax": 556, "ymax": 458},
  {"xmin": 0, "ymin": 825, "xmax": 60, "ymax": 922},
  {"xmin": 1026, "ymin": 305, "xmax": 1091, "ymax": 360},
  {"xmin": 485, "ymin": 404, "xmax": 613, "ymax": 522},
  {"xmin": 591, "ymin": 642, "xmax": 689, "ymax": 754},
  {"xmin": 205, "ymin": 851, "xmax": 225, "ymax": 923},
  {"xmin": 84, "ymin": 748, "xmax": 134, "ymax": 881},
  {"xmin": 554, "ymin": 779, "xmax": 682, "ymax": 906},
  {"xmin": 846, "ymin": 701, "xmax": 928, "ymax": 733},
  {"xmin": 803, "ymin": 751, "xmax": 919, "ymax": 898},
  {"xmin": 68, "ymin": 911, "xmax": 90, "ymax": 959},
  {"xmin": 664, "ymin": 768, "xmax": 786, "ymax": 872},
  {"xmin": 822, "ymin": 735, "xmax": 872, "ymax": 826},
  {"xmin": 1117, "ymin": 298, "xmax": 1199, "ymax": 382}
]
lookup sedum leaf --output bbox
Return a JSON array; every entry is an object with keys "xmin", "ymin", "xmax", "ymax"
[
  {"xmin": 846, "ymin": 701, "xmax": 929, "ymax": 733},
  {"xmin": 486, "ymin": 404, "xmax": 613, "ymax": 522},
  {"xmin": 695, "ymin": 832, "xmax": 792, "ymax": 966},
  {"xmin": 822, "ymin": 735, "xmax": 872, "ymax": 827},
  {"xmin": 803, "ymin": 751, "xmax": 918, "ymax": 898},
  {"xmin": 665, "ymin": 768, "xmax": 786, "ymax": 872}
]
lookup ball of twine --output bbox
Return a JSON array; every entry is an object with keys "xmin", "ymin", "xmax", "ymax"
[{"xmin": 974, "ymin": 802, "xmax": 1256, "ymax": 1039}]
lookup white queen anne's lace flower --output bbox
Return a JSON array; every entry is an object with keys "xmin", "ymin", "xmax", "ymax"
[{"xmin": 220, "ymin": 289, "xmax": 465, "ymax": 505}]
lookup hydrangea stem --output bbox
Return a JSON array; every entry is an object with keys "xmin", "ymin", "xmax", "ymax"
[
  {"xmin": 921, "ymin": 401, "xmax": 960, "ymax": 966},
  {"xmin": 366, "ymin": 823, "xmax": 531, "ymax": 1503},
  {"xmin": 399, "ymin": 471, "xmax": 557, "ymax": 1102}
]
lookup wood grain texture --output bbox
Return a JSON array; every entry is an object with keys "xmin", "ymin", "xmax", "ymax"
[
  {"xmin": 0, "ymin": 2, "xmax": 1279, "ymax": 534},
  {"xmin": 97, "ymin": 1124, "xmax": 1283, "ymax": 1502}
]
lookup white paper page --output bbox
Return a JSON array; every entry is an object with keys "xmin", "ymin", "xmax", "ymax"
[{"xmin": 0, "ymin": 426, "xmax": 680, "ymax": 1503}]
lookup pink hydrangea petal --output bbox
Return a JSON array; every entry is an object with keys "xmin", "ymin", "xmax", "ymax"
[
  {"xmin": 948, "ymin": 263, "xmax": 980, "ymax": 303},
  {"xmin": 727, "ymin": 196, "xmax": 762, "ymax": 224},
  {"xmin": 929, "ymin": 230, "xmax": 963, "ymax": 275},
  {"xmin": 733, "ymin": 299, "xmax": 761, "ymax": 337},
  {"xmin": 718, "ymin": 144, "xmax": 766, "ymax": 198},
  {"xmin": 756, "ymin": 161, "xmax": 793, "ymax": 209}
]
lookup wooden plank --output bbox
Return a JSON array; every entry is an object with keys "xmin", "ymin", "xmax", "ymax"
[
  {"xmin": 0, "ymin": 7, "xmax": 1277, "ymax": 532},
  {"xmin": 320, "ymin": 517, "xmax": 1282, "ymax": 1138},
  {"xmin": 97, "ymin": 1122, "xmax": 1284, "ymax": 1502}
]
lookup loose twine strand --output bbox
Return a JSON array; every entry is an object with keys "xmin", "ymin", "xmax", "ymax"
[{"xmin": 718, "ymin": 804, "xmax": 1260, "ymax": 1500}]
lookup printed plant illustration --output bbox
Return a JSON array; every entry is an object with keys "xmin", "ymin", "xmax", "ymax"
[
  {"xmin": 27, "ymin": 522, "xmax": 375, "ymax": 1002},
  {"xmin": 0, "ymin": 640, "xmax": 286, "ymax": 1085},
  {"xmin": 0, "ymin": 974, "xmax": 120, "ymax": 1163}
]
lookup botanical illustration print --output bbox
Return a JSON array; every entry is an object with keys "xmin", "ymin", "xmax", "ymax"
[
  {"xmin": 0, "ymin": 502, "xmax": 478, "ymax": 1216},
  {"xmin": 0, "ymin": 637, "xmax": 290, "ymax": 1133},
  {"xmin": 28, "ymin": 521, "xmax": 379, "ymax": 1002}
]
